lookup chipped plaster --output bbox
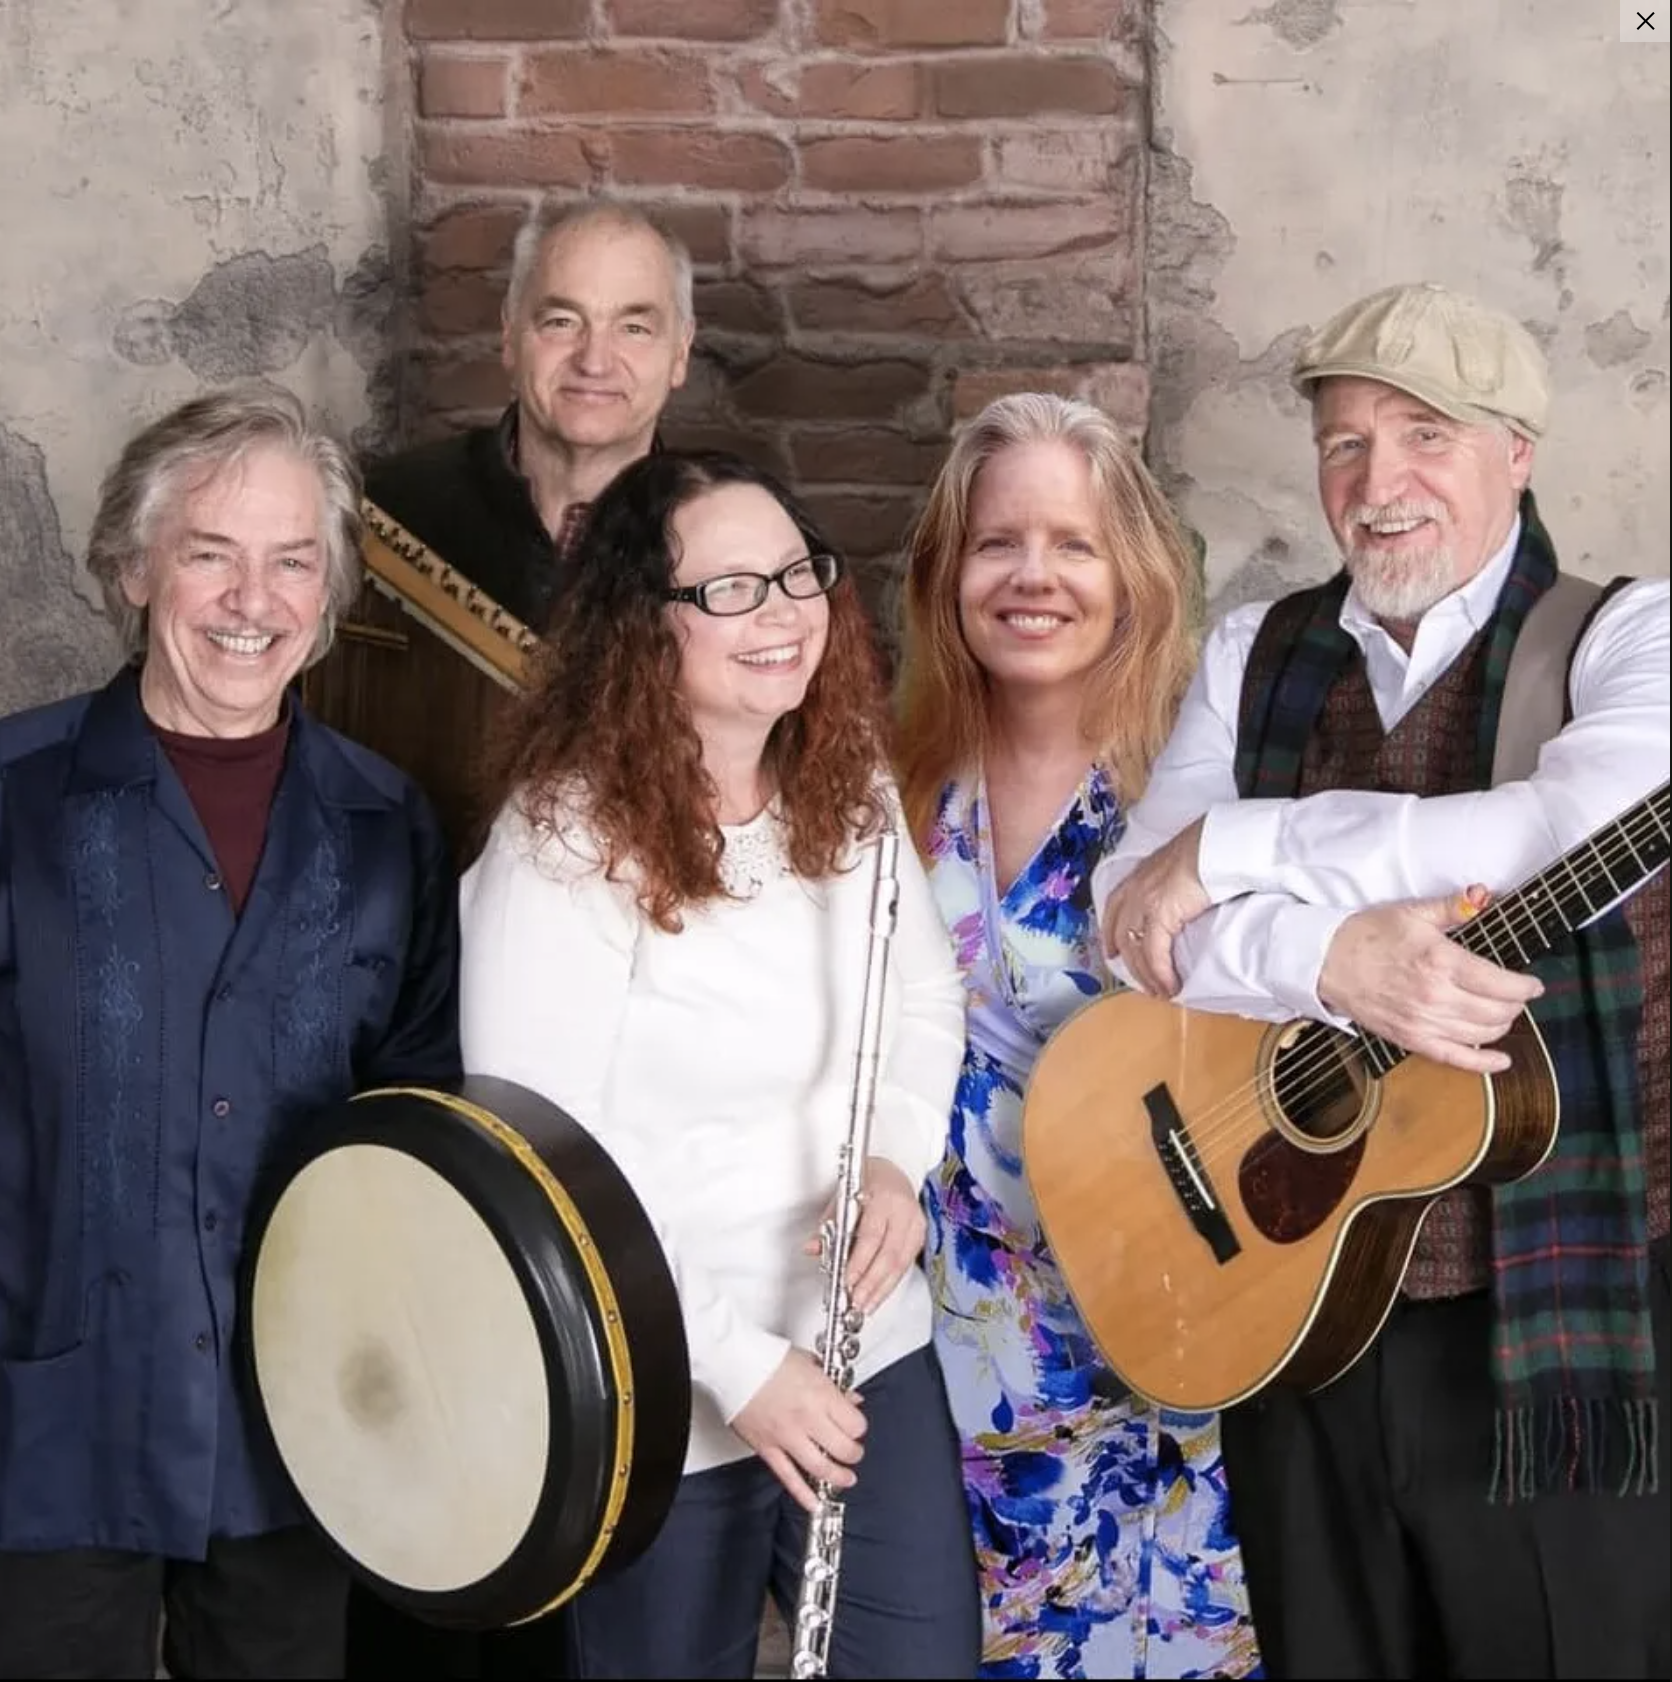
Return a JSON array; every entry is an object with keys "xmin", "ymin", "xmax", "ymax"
[
  {"xmin": 1150, "ymin": 0, "xmax": 1670, "ymax": 609},
  {"xmin": 0, "ymin": 425, "xmax": 102, "ymax": 718},
  {"xmin": 0, "ymin": 0, "xmax": 390, "ymax": 711}
]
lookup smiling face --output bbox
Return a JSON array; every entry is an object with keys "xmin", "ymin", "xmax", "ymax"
[
  {"xmin": 123, "ymin": 445, "xmax": 330, "ymax": 737},
  {"xmin": 1313, "ymin": 375, "xmax": 1534, "ymax": 623},
  {"xmin": 501, "ymin": 215, "xmax": 693, "ymax": 461},
  {"xmin": 956, "ymin": 438, "xmax": 1119, "ymax": 702},
  {"xmin": 666, "ymin": 482, "xmax": 831, "ymax": 751}
]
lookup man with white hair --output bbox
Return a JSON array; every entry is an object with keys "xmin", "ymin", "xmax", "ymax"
[
  {"xmin": 1092, "ymin": 283, "xmax": 1668, "ymax": 1677},
  {"xmin": 367, "ymin": 195, "xmax": 695, "ymax": 631},
  {"xmin": 0, "ymin": 385, "xmax": 461, "ymax": 1678}
]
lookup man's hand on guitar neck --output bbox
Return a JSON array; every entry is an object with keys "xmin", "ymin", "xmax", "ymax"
[{"xmin": 1317, "ymin": 889, "xmax": 1544, "ymax": 1073}]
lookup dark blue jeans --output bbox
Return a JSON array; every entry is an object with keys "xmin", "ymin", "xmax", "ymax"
[{"xmin": 564, "ymin": 1345, "xmax": 980, "ymax": 1679}]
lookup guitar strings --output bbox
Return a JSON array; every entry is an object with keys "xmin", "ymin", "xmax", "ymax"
[
  {"xmin": 1174, "ymin": 806, "xmax": 1667, "ymax": 1166},
  {"xmin": 1152, "ymin": 796, "xmax": 1670, "ymax": 1171}
]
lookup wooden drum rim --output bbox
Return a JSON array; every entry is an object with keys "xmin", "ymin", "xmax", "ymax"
[{"xmin": 241, "ymin": 1076, "xmax": 689, "ymax": 1631}]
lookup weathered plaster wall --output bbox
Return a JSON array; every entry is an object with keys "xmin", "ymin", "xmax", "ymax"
[
  {"xmin": 0, "ymin": 0, "xmax": 394, "ymax": 714},
  {"xmin": 1150, "ymin": 0, "xmax": 1670, "ymax": 610}
]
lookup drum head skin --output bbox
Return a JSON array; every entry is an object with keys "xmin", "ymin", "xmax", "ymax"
[{"xmin": 242, "ymin": 1076, "xmax": 691, "ymax": 1630}]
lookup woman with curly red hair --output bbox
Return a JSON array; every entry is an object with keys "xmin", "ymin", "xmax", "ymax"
[{"xmin": 458, "ymin": 449, "xmax": 979, "ymax": 1678}]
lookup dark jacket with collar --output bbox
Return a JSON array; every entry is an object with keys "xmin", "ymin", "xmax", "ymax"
[
  {"xmin": 0, "ymin": 666, "xmax": 461, "ymax": 1557},
  {"xmin": 365, "ymin": 406, "xmax": 568, "ymax": 631},
  {"xmin": 364, "ymin": 406, "xmax": 665, "ymax": 631}
]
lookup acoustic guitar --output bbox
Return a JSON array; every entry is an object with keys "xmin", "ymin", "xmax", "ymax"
[{"xmin": 1022, "ymin": 780, "xmax": 1670, "ymax": 1412}]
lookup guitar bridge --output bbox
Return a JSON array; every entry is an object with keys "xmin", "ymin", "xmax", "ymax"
[{"xmin": 1144, "ymin": 1083, "xmax": 1241, "ymax": 1265}]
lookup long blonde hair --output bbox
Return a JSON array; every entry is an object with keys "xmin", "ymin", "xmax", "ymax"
[{"xmin": 895, "ymin": 392, "xmax": 1200, "ymax": 845}]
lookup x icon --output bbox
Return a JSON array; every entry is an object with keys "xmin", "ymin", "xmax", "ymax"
[{"xmin": 1639, "ymin": 10, "xmax": 1656, "ymax": 28}]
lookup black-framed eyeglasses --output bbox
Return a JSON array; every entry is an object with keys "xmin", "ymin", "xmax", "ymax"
[{"xmin": 664, "ymin": 552, "xmax": 843, "ymax": 617}]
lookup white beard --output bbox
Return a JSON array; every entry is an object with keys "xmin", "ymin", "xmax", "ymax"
[
  {"xmin": 1338, "ymin": 500, "xmax": 1455, "ymax": 622},
  {"xmin": 1344, "ymin": 542, "xmax": 1456, "ymax": 621}
]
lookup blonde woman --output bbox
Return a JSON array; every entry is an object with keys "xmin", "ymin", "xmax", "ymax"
[{"xmin": 896, "ymin": 394, "xmax": 1262, "ymax": 1679}]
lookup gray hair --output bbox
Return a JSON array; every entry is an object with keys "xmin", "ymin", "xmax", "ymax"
[
  {"xmin": 504, "ymin": 195, "xmax": 694, "ymax": 327},
  {"xmin": 86, "ymin": 383, "xmax": 363, "ymax": 664}
]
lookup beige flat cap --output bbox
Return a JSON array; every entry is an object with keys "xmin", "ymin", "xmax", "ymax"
[{"xmin": 1292, "ymin": 282, "xmax": 1550, "ymax": 439}]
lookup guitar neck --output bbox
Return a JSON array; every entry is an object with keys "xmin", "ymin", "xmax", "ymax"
[
  {"xmin": 1454, "ymin": 781, "xmax": 1671, "ymax": 970},
  {"xmin": 1359, "ymin": 780, "xmax": 1670, "ymax": 1075}
]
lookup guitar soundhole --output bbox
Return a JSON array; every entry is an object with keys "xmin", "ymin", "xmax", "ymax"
[
  {"xmin": 1269, "ymin": 1023, "xmax": 1372, "ymax": 1146},
  {"xmin": 1237, "ymin": 1022, "xmax": 1376, "ymax": 1246}
]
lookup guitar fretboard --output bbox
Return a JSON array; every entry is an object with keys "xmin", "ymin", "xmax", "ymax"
[{"xmin": 1358, "ymin": 781, "xmax": 1670, "ymax": 1077}]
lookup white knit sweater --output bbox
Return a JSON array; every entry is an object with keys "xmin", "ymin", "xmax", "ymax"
[{"xmin": 457, "ymin": 794, "xmax": 965, "ymax": 1474}]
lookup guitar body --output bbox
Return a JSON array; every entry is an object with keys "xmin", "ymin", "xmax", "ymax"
[{"xmin": 1022, "ymin": 991, "xmax": 1559, "ymax": 1411}]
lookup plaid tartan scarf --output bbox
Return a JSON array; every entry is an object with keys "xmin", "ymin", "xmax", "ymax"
[{"xmin": 1234, "ymin": 490, "xmax": 1657, "ymax": 1500}]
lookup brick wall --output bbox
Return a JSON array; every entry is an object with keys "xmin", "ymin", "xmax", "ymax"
[{"xmin": 404, "ymin": 0, "xmax": 1149, "ymax": 607}]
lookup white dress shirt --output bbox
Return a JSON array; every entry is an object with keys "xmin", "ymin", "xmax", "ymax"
[
  {"xmin": 1091, "ymin": 519, "xmax": 1671, "ymax": 1026},
  {"xmin": 458, "ymin": 795, "xmax": 965, "ymax": 1475}
]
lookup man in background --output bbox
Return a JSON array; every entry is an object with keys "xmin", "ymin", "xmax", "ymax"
[
  {"xmin": 367, "ymin": 197, "xmax": 694, "ymax": 631},
  {"xmin": 305, "ymin": 197, "xmax": 695, "ymax": 865}
]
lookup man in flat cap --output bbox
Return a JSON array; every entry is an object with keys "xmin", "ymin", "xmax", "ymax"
[{"xmin": 1090, "ymin": 282, "xmax": 1669, "ymax": 1677}]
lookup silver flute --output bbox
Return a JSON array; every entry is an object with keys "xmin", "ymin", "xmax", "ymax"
[{"xmin": 789, "ymin": 821, "xmax": 903, "ymax": 1680}]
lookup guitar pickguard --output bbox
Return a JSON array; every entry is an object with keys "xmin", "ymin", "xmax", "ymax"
[{"xmin": 1238, "ymin": 1132, "xmax": 1367, "ymax": 1244}]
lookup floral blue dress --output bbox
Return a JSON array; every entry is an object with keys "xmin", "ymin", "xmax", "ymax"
[{"xmin": 922, "ymin": 769, "xmax": 1262, "ymax": 1680}]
